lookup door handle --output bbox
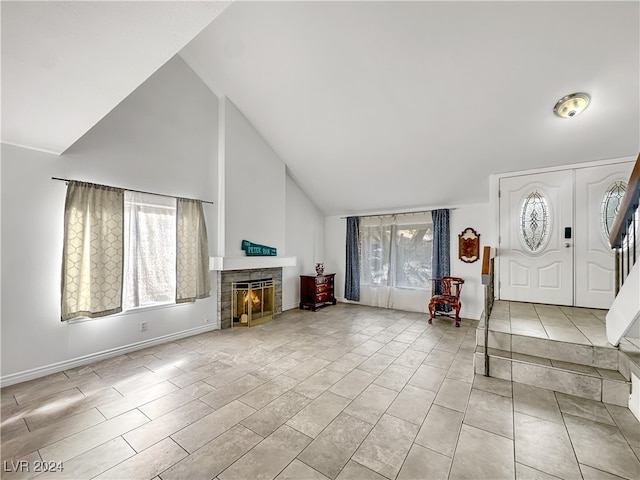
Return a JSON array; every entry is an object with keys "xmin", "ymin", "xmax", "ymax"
[{"xmin": 564, "ymin": 242, "xmax": 572, "ymax": 248}]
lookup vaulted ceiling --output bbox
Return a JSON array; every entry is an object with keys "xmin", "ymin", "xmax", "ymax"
[
  {"xmin": 1, "ymin": 1, "xmax": 230, "ymax": 154},
  {"xmin": 3, "ymin": 1, "xmax": 639, "ymax": 216}
]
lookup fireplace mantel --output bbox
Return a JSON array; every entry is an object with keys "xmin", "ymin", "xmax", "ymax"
[{"xmin": 209, "ymin": 256, "xmax": 296, "ymax": 271}]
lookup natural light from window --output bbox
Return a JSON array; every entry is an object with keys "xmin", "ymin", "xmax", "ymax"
[
  {"xmin": 360, "ymin": 214, "xmax": 433, "ymax": 290},
  {"xmin": 123, "ymin": 192, "xmax": 177, "ymax": 310}
]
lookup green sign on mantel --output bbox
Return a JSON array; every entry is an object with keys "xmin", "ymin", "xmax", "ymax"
[{"xmin": 242, "ymin": 240, "xmax": 277, "ymax": 256}]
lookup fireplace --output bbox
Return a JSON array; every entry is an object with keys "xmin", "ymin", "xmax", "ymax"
[
  {"xmin": 217, "ymin": 268, "xmax": 283, "ymax": 329},
  {"xmin": 231, "ymin": 278, "xmax": 275, "ymax": 327}
]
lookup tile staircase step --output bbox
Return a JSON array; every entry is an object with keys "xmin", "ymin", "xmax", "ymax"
[
  {"xmin": 619, "ymin": 337, "xmax": 640, "ymax": 381},
  {"xmin": 476, "ymin": 311, "xmax": 634, "ymax": 407},
  {"xmin": 474, "ymin": 347, "xmax": 631, "ymax": 406},
  {"xmin": 476, "ymin": 324, "xmax": 618, "ymax": 369}
]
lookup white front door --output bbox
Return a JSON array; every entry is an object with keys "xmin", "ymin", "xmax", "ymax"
[
  {"xmin": 575, "ymin": 162, "xmax": 634, "ymax": 308},
  {"xmin": 499, "ymin": 170, "xmax": 574, "ymax": 305},
  {"xmin": 499, "ymin": 162, "xmax": 634, "ymax": 308}
]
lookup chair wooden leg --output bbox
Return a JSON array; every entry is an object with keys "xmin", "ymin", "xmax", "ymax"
[{"xmin": 428, "ymin": 302, "xmax": 434, "ymax": 324}]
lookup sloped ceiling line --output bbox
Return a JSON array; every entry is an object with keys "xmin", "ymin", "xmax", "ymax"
[{"xmin": 1, "ymin": 0, "xmax": 231, "ymax": 155}]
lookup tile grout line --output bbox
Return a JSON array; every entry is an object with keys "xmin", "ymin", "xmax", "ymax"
[{"xmin": 553, "ymin": 389, "xmax": 586, "ymax": 478}]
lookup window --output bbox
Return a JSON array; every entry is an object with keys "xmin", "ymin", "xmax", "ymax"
[
  {"xmin": 61, "ymin": 181, "xmax": 211, "ymax": 321},
  {"xmin": 123, "ymin": 192, "xmax": 177, "ymax": 310},
  {"xmin": 360, "ymin": 214, "xmax": 433, "ymax": 289}
]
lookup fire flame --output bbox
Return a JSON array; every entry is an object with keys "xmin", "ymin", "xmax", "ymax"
[{"xmin": 244, "ymin": 291, "xmax": 260, "ymax": 306}]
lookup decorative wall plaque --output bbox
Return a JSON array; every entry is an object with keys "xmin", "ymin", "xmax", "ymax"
[
  {"xmin": 242, "ymin": 240, "xmax": 277, "ymax": 256},
  {"xmin": 458, "ymin": 227, "xmax": 480, "ymax": 263}
]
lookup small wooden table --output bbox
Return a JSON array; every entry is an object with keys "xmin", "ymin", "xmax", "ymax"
[{"xmin": 300, "ymin": 273, "xmax": 336, "ymax": 311}]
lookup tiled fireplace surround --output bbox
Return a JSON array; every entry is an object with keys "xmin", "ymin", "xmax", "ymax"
[{"xmin": 216, "ymin": 268, "xmax": 283, "ymax": 329}]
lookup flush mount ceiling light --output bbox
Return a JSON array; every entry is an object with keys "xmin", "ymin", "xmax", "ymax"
[{"xmin": 553, "ymin": 92, "xmax": 591, "ymax": 118}]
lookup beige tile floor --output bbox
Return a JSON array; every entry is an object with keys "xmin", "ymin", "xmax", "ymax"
[
  {"xmin": 1, "ymin": 303, "xmax": 639, "ymax": 480},
  {"xmin": 487, "ymin": 300, "xmax": 611, "ymax": 346}
]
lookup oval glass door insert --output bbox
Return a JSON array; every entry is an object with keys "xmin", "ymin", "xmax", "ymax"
[
  {"xmin": 520, "ymin": 190, "xmax": 550, "ymax": 253},
  {"xmin": 600, "ymin": 181, "xmax": 626, "ymax": 244}
]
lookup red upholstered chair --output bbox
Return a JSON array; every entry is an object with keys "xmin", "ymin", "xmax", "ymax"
[{"xmin": 428, "ymin": 277, "xmax": 465, "ymax": 327}]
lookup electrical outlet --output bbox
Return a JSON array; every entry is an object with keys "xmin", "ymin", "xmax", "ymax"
[{"xmin": 140, "ymin": 321, "xmax": 148, "ymax": 332}]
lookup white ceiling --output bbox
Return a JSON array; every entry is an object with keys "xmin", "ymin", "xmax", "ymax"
[
  {"xmin": 3, "ymin": 1, "xmax": 639, "ymax": 216},
  {"xmin": 181, "ymin": 1, "xmax": 640, "ymax": 215},
  {"xmin": 1, "ymin": 0, "xmax": 230, "ymax": 154}
]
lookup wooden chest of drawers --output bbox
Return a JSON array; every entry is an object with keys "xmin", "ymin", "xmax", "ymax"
[{"xmin": 300, "ymin": 274, "xmax": 336, "ymax": 311}]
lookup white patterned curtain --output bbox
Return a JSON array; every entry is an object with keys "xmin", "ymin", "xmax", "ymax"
[
  {"xmin": 123, "ymin": 192, "xmax": 176, "ymax": 309},
  {"xmin": 359, "ymin": 212, "xmax": 433, "ymax": 312},
  {"xmin": 61, "ymin": 181, "xmax": 124, "ymax": 320},
  {"xmin": 176, "ymin": 198, "xmax": 211, "ymax": 303}
]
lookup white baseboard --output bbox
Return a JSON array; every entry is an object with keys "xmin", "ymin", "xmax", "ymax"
[
  {"xmin": 282, "ymin": 302, "xmax": 301, "ymax": 312},
  {"xmin": 0, "ymin": 324, "xmax": 220, "ymax": 388}
]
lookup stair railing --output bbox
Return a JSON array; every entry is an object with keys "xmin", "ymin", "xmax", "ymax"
[
  {"xmin": 481, "ymin": 246, "xmax": 496, "ymax": 376},
  {"xmin": 609, "ymin": 154, "xmax": 640, "ymax": 294}
]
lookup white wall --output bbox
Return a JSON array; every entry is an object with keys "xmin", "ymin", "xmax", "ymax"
[
  {"xmin": 220, "ymin": 98, "xmax": 324, "ymax": 312},
  {"xmin": 1, "ymin": 56, "xmax": 220, "ymax": 382},
  {"xmin": 223, "ymin": 99, "xmax": 286, "ymax": 258},
  {"xmin": 284, "ymin": 176, "xmax": 325, "ymax": 310},
  {"xmin": 450, "ymin": 203, "xmax": 493, "ymax": 320},
  {"xmin": 325, "ymin": 215, "xmax": 347, "ymax": 299},
  {"xmin": 324, "ymin": 204, "xmax": 493, "ymax": 320}
]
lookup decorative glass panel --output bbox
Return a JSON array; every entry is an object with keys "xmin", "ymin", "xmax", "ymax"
[
  {"xmin": 600, "ymin": 181, "xmax": 626, "ymax": 242},
  {"xmin": 520, "ymin": 190, "xmax": 549, "ymax": 253}
]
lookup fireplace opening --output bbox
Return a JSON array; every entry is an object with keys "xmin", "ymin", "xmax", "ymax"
[{"xmin": 231, "ymin": 278, "xmax": 275, "ymax": 328}]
